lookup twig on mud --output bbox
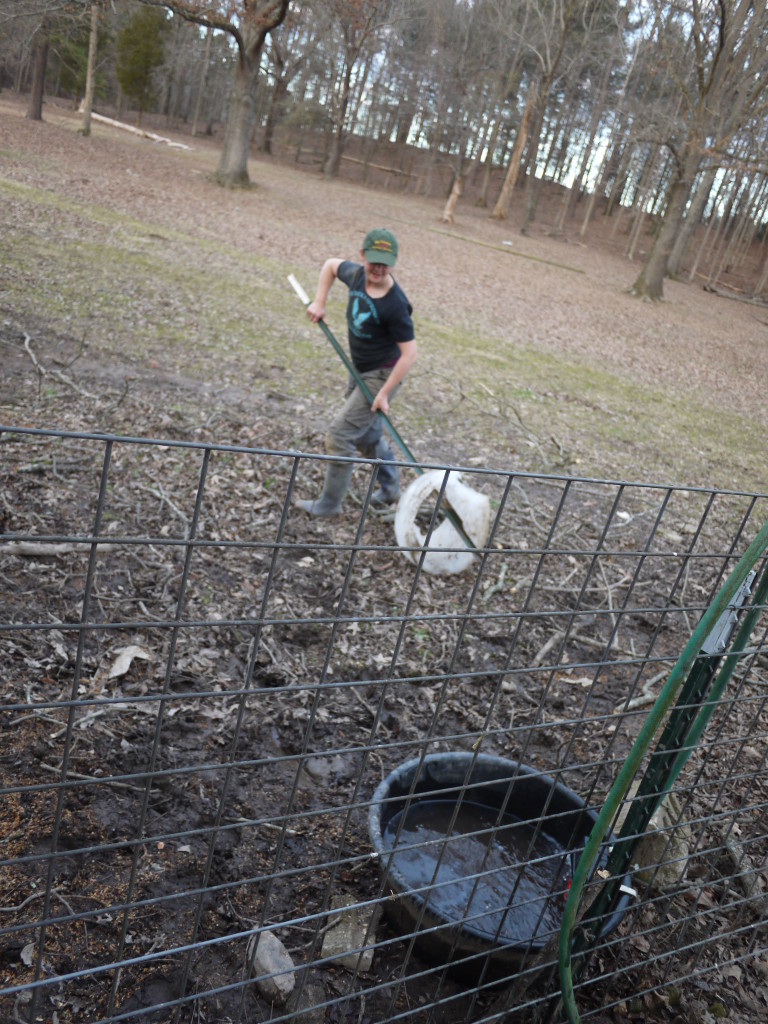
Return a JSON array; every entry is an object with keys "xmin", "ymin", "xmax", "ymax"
[
  {"xmin": 285, "ymin": 913, "xmax": 347, "ymax": 952},
  {"xmin": 54, "ymin": 331, "xmax": 88, "ymax": 370},
  {"xmin": 430, "ymin": 371, "xmax": 559, "ymax": 462},
  {"xmin": 532, "ymin": 629, "xmax": 564, "ymax": 666},
  {"xmin": 7, "ymin": 709, "xmax": 66, "ymax": 728},
  {"xmin": 675, "ymin": 560, "xmax": 695, "ymax": 635},
  {"xmin": 614, "ymin": 667, "xmax": 671, "ymax": 712},
  {"xmin": 349, "ymin": 686, "xmax": 378, "ymax": 721},
  {"xmin": 39, "ymin": 762, "xmax": 144, "ymax": 792},
  {"xmin": 50, "ymin": 708, "xmax": 110, "ymax": 739},
  {"xmin": 0, "ymin": 887, "xmax": 88, "ymax": 951},
  {"xmin": 597, "ymin": 558, "xmax": 621, "ymax": 636},
  {"xmin": 722, "ymin": 834, "xmax": 763, "ymax": 900},
  {"xmin": 349, "ymin": 687, "xmax": 393, "ymax": 738},
  {"xmin": 23, "ymin": 332, "xmax": 98, "ymax": 400},
  {"xmin": 0, "ymin": 890, "xmax": 48, "ymax": 914},
  {"xmin": 533, "ymin": 627, "xmax": 635, "ymax": 668},
  {"xmin": 481, "ymin": 562, "xmax": 507, "ymax": 602},
  {"xmin": 106, "ymin": 377, "xmax": 134, "ymax": 411},
  {"xmin": 138, "ymin": 483, "xmax": 190, "ymax": 537}
]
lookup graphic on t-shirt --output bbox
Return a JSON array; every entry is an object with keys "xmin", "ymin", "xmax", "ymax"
[{"xmin": 349, "ymin": 293, "xmax": 378, "ymax": 339}]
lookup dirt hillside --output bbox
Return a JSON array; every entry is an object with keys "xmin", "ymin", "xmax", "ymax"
[{"xmin": 1, "ymin": 93, "xmax": 767, "ymax": 493}]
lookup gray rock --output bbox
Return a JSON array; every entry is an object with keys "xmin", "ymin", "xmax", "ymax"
[
  {"xmin": 321, "ymin": 894, "xmax": 380, "ymax": 973},
  {"xmin": 303, "ymin": 755, "xmax": 354, "ymax": 784},
  {"xmin": 248, "ymin": 930, "xmax": 295, "ymax": 1004},
  {"xmin": 615, "ymin": 784, "xmax": 692, "ymax": 891}
]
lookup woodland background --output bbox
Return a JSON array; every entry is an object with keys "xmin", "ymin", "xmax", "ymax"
[{"xmin": 3, "ymin": 0, "xmax": 768, "ymax": 305}]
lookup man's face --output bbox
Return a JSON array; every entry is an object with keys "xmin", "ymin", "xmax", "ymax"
[{"xmin": 362, "ymin": 254, "xmax": 390, "ymax": 284}]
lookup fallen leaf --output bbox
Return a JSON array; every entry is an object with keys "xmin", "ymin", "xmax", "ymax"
[{"xmin": 108, "ymin": 645, "xmax": 153, "ymax": 679}]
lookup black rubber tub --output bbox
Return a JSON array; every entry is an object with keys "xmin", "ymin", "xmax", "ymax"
[{"xmin": 368, "ymin": 753, "xmax": 631, "ymax": 980}]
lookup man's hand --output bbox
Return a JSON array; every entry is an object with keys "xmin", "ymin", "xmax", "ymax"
[
  {"xmin": 371, "ymin": 389, "xmax": 390, "ymax": 415},
  {"xmin": 306, "ymin": 301, "xmax": 325, "ymax": 323}
]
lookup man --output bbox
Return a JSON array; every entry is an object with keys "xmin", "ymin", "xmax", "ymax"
[{"xmin": 297, "ymin": 228, "xmax": 417, "ymax": 517}]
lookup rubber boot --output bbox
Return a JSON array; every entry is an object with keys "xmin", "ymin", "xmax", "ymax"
[
  {"xmin": 369, "ymin": 437, "xmax": 401, "ymax": 507},
  {"xmin": 296, "ymin": 461, "xmax": 353, "ymax": 517}
]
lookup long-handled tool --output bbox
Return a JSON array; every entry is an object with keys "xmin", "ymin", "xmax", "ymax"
[{"xmin": 287, "ymin": 274, "xmax": 476, "ymax": 551}]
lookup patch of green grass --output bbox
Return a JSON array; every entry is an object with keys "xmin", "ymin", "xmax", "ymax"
[
  {"xmin": 2, "ymin": 174, "xmax": 764, "ymax": 495},
  {"xmin": 419, "ymin": 319, "xmax": 765, "ymax": 492}
]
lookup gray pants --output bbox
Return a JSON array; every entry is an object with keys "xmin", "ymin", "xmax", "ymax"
[{"xmin": 326, "ymin": 370, "xmax": 400, "ymax": 494}]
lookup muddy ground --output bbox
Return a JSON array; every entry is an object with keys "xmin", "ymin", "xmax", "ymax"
[{"xmin": 2, "ymin": 95, "xmax": 768, "ymax": 1024}]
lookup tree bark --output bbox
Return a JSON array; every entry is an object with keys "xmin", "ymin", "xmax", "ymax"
[
  {"xmin": 216, "ymin": 51, "xmax": 260, "ymax": 186},
  {"xmin": 629, "ymin": 145, "xmax": 701, "ymax": 300},
  {"xmin": 26, "ymin": 22, "xmax": 48, "ymax": 121},
  {"xmin": 441, "ymin": 174, "xmax": 462, "ymax": 223},
  {"xmin": 476, "ymin": 116, "xmax": 501, "ymax": 208},
  {"xmin": 323, "ymin": 58, "xmax": 353, "ymax": 179},
  {"xmin": 666, "ymin": 164, "xmax": 717, "ymax": 278},
  {"xmin": 520, "ymin": 84, "xmax": 547, "ymax": 235},
  {"xmin": 491, "ymin": 82, "xmax": 535, "ymax": 221},
  {"xmin": 262, "ymin": 74, "xmax": 287, "ymax": 155},
  {"xmin": 191, "ymin": 27, "xmax": 213, "ymax": 137},
  {"xmin": 80, "ymin": 5, "xmax": 99, "ymax": 137},
  {"xmin": 187, "ymin": 0, "xmax": 289, "ymax": 186}
]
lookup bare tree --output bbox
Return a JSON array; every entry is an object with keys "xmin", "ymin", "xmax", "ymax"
[
  {"xmin": 79, "ymin": 2, "xmax": 98, "ymax": 134},
  {"xmin": 491, "ymin": 80, "xmax": 536, "ymax": 220},
  {"xmin": 138, "ymin": 0, "xmax": 290, "ymax": 186},
  {"xmin": 25, "ymin": 16, "xmax": 49, "ymax": 119},
  {"xmin": 629, "ymin": 1, "xmax": 768, "ymax": 300},
  {"xmin": 315, "ymin": 0, "xmax": 390, "ymax": 179}
]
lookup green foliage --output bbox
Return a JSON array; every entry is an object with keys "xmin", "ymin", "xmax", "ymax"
[
  {"xmin": 48, "ymin": 23, "xmax": 89, "ymax": 99},
  {"xmin": 115, "ymin": 6, "xmax": 170, "ymax": 116},
  {"xmin": 48, "ymin": 18, "xmax": 113, "ymax": 103}
]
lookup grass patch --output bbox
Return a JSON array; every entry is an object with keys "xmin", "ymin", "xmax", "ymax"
[{"xmin": 1, "ymin": 169, "xmax": 765, "ymax": 495}]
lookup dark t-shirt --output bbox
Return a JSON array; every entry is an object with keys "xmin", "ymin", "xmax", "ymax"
[{"xmin": 337, "ymin": 262, "xmax": 415, "ymax": 373}]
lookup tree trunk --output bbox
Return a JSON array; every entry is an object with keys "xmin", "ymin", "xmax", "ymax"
[
  {"xmin": 625, "ymin": 149, "xmax": 662, "ymax": 260},
  {"xmin": 476, "ymin": 116, "xmax": 502, "ymax": 208},
  {"xmin": 520, "ymin": 77, "xmax": 549, "ymax": 235},
  {"xmin": 491, "ymin": 83, "xmax": 535, "ymax": 221},
  {"xmin": 754, "ymin": 242, "xmax": 768, "ymax": 298},
  {"xmin": 214, "ymin": 0, "xmax": 291, "ymax": 188},
  {"xmin": 26, "ymin": 22, "xmax": 48, "ymax": 121},
  {"xmin": 192, "ymin": 27, "xmax": 213, "ymax": 137},
  {"xmin": 666, "ymin": 165, "xmax": 718, "ymax": 278},
  {"xmin": 80, "ymin": 5, "xmax": 99, "ymax": 137},
  {"xmin": 323, "ymin": 61, "xmax": 352, "ymax": 179},
  {"xmin": 216, "ymin": 46, "xmax": 261, "ymax": 187},
  {"xmin": 629, "ymin": 145, "xmax": 701, "ymax": 300},
  {"xmin": 324, "ymin": 130, "xmax": 343, "ymax": 178},
  {"xmin": 441, "ymin": 173, "xmax": 462, "ymax": 223},
  {"xmin": 556, "ymin": 56, "xmax": 615, "ymax": 233},
  {"xmin": 262, "ymin": 65, "xmax": 290, "ymax": 155}
]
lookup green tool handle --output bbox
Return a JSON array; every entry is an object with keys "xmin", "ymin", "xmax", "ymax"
[
  {"xmin": 288, "ymin": 274, "xmax": 476, "ymax": 552},
  {"xmin": 288, "ymin": 275, "xmax": 421, "ymax": 471}
]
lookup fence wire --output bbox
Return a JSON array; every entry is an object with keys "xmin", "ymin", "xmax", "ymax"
[{"xmin": 1, "ymin": 425, "xmax": 767, "ymax": 1024}]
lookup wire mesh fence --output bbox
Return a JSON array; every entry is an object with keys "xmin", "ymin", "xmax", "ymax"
[{"xmin": 2, "ymin": 425, "xmax": 768, "ymax": 1024}]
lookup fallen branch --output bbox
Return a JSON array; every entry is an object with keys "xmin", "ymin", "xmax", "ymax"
[
  {"xmin": 23, "ymin": 333, "xmax": 98, "ymax": 399},
  {"xmin": 340, "ymin": 154, "xmax": 407, "ymax": 176},
  {"xmin": 697, "ymin": 275, "xmax": 768, "ymax": 308},
  {"xmin": 2, "ymin": 541, "xmax": 119, "ymax": 557},
  {"xmin": 614, "ymin": 667, "xmax": 671, "ymax": 712},
  {"xmin": 85, "ymin": 110, "xmax": 192, "ymax": 150},
  {"xmin": 482, "ymin": 562, "xmax": 508, "ymax": 603}
]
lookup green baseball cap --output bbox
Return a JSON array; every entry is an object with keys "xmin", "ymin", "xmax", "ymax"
[{"xmin": 362, "ymin": 228, "xmax": 398, "ymax": 266}]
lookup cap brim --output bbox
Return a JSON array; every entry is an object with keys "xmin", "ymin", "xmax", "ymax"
[{"xmin": 363, "ymin": 249, "xmax": 396, "ymax": 266}]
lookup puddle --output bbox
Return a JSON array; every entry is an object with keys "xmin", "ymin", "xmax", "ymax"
[{"xmin": 383, "ymin": 798, "xmax": 571, "ymax": 944}]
